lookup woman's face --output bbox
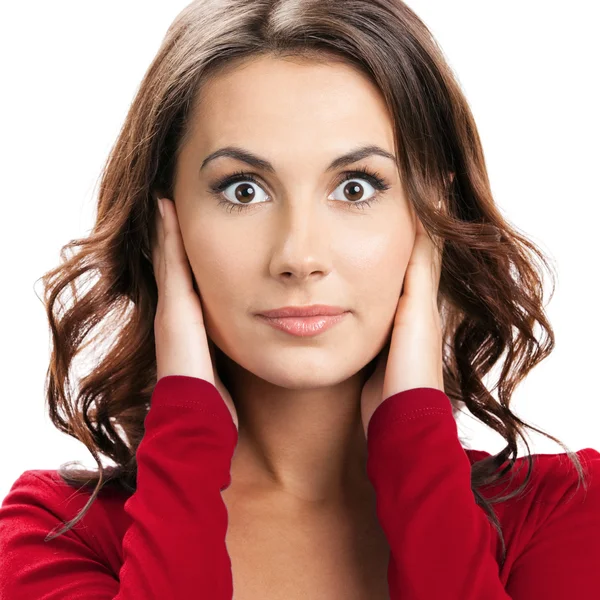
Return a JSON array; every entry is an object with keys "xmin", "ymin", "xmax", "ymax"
[{"xmin": 172, "ymin": 54, "xmax": 416, "ymax": 390}]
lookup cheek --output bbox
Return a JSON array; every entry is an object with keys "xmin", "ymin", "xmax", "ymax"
[
  {"xmin": 190, "ymin": 242, "xmax": 253, "ymax": 306},
  {"xmin": 183, "ymin": 229, "xmax": 256, "ymax": 342},
  {"xmin": 356, "ymin": 233, "xmax": 413, "ymax": 353},
  {"xmin": 344, "ymin": 230, "xmax": 412, "ymax": 309}
]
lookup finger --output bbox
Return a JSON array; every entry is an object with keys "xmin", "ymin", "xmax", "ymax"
[
  {"xmin": 403, "ymin": 217, "xmax": 434, "ymax": 296},
  {"xmin": 425, "ymin": 227, "xmax": 443, "ymax": 308},
  {"xmin": 160, "ymin": 197, "xmax": 196, "ymax": 299},
  {"xmin": 432, "ymin": 201, "xmax": 444, "ymax": 299},
  {"xmin": 207, "ymin": 337, "xmax": 219, "ymax": 371},
  {"xmin": 151, "ymin": 198, "xmax": 165, "ymax": 293},
  {"xmin": 428, "ymin": 228, "xmax": 443, "ymax": 299},
  {"xmin": 405, "ymin": 214, "xmax": 443, "ymax": 306}
]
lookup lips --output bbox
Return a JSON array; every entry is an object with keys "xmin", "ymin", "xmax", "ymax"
[
  {"xmin": 257, "ymin": 305, "xmax": 348, "ymax": 318},
  {"xmin": 256, "ymin": 312, "xmax": 349, "ymax": 337}
]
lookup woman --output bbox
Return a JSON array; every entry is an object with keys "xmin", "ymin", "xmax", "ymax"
[{"xmin": 1, "ymin": 0, "xmax": 598, "ymax": 598}]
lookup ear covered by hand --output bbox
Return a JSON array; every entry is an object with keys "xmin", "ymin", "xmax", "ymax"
[{"xmin": 360, "ymin": 207, "xmax": 444, "ymax": 440}]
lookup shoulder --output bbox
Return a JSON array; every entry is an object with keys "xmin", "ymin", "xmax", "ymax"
[
  {"xmin": 1, "ymin": 470, "xmax": 134, "ymax": 594},
  {"xmin": 2, "ymin": 468, "xmax": 128, "ymax": 512},
  {"xmin": 1, "ymin": 468, "xmax": 130, "ymax": 557},
  {"xmin": 525, "ymin": 447, "xmax": 600, "ymax": 505},
  {"xmin": 465, "ymin": 446, "xmax": 600, "ymax": 506},
  {"xmin": 465, "ymin": 447, "xmax": 600, "ymax": 568},
  {"xmin": 1, "ymin": 469, "xmax": 71, "ymax": 517}
]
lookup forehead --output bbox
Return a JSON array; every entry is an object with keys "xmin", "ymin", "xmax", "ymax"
[{"xmin": 188, "ymin": 55, "xmax": 396, "ymax": 165}]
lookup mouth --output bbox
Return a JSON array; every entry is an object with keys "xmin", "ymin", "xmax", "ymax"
[
  {"xmin": 256, "ymin": 312, "xmax": 349, "ymax": 337},
  {"xmin": 257, "ymin": 304, "xmax": 348, "ymax": 318}
]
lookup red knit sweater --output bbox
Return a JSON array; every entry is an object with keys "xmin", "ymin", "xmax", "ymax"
[{"xmin": 1, "ymin": 375, "xmax": 599, "ymax": 599}]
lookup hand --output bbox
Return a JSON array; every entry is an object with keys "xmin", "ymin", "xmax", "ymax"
[
  {"xmin": 360, "ymin": 211, "xmax": 444, "ymax": 439},
  {"xmin": 151, "ymin": 196, "xmax": 238, "ymax": 430}
]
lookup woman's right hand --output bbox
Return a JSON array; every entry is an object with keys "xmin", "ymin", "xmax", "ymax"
[{"xmin": 151, "ymin": 196, "xmax": 238, "ymax": 431}]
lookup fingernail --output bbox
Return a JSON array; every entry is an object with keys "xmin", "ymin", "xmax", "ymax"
[{"xmin": 157, "ymin": 198, "xmax": 164, "ymax": 218}]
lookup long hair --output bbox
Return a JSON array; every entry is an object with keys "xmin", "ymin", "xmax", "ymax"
[{"xmin": 38, "ymin": 0, "xmax": 587, "ymax": 565}]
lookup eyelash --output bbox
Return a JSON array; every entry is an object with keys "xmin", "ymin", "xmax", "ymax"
[{"xmin": 207, "ymin": 166, "xmax": 392, "ymax": 214}]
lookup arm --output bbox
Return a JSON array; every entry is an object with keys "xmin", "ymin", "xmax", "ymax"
[
  {"xmin": 366, "ymin": 386, "xmax": 600, "ymax": 599},
  {"xmin": 0, "ymin": 375, "xmax": 238, "ymax": 599}
]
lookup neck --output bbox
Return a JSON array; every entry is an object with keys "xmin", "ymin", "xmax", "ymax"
[{"xmin": 215, "ymin": 346, "xmax": 378, "ymax": 506}]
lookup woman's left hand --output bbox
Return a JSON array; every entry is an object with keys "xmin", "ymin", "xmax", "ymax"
[{"xmin": 360, "ymin": 211, "xmax": 445, "ymax": 439}]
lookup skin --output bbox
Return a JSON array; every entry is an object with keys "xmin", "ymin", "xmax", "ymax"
[{"xmin": 172, "ymin": 54, "xmax": 417, "ymax": 513}]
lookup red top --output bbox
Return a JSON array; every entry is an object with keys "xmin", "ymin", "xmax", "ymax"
[{"xmin": 1, "ymin": 375, "xmax": 599, "ymax": 599}]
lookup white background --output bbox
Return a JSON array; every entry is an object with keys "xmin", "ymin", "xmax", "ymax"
[{"xmin": 1, "ymin": 1, "xmax": 598, "ymax": 500}]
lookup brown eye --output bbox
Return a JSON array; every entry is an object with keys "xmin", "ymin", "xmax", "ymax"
[
  {"xmin": 209, "ymin": 166, "xmax": 390, "ymax": 214},
  {"xmin": 329, "ymin": 178, "xmax": 377, "ymax": 203},
  {"xmin": 345, "ymin": 181, "xmax": 368, "ymax": 202},
  {"xmin": 222, "ymin": 180, "xmax": 269, "ymax": 206},
  {"xmin": 233, "ymin": 183, "xmax": 256, "ymax": 204}
]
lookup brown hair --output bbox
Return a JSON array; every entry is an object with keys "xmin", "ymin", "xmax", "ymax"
[{"xmin": 38, "ymin": 0, "xmax": 587, "ymax": 565}]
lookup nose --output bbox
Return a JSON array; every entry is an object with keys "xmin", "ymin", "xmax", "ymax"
[{"xmin": 268, "ymin": 199, "xmax": 332, "ymax": 283}]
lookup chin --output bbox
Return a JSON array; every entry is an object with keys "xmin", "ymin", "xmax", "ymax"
[{"xmin": 209, "ymin": 326, "xmax": 385, "ymax": 389}]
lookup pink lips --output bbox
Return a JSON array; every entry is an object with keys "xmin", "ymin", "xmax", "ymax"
[
  {"xmin": 256, "ymin": 305, "xmax": 350, "ymax": 337},
  {"xmin": 258, "ymin": 304, "xmax": 348, "ymax": 318},
  {"xmin": 256, "ymin": 313, "xmax": 349, "ymax": 337}
]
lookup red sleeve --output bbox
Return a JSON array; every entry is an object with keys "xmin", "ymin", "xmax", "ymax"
[
  {"xmin": 0, "ymin": 375, "xmax": 238, "ymax": 599},
  {"xmin": 365, "ymin": 386, "xmax": 600, "ymax": 600}
]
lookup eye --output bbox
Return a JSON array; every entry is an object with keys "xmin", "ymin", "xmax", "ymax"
[
  {"xmin": 328, "ymin": 177, "xmax": 378, "ymax": 203},
  {"xmin": 216, "ymin": 174, "xmax": 270, "ymax": 209},
  {"xmin": 328, "ymin": 166, "xmax": 391, "ymax": 209},
  {"xmin": 208, "ymin": 166, "xmax": 391, "ymax": 214}
]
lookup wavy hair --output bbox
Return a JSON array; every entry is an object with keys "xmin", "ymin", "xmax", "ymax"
[{"xmin": 38, "ymin": 0, "xmax": 587, "ymax": 565}]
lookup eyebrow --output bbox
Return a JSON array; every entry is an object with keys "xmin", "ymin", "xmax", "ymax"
[{"xmin": 199, "ymin": 144, "xmax": 397, "ymax": 174}]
